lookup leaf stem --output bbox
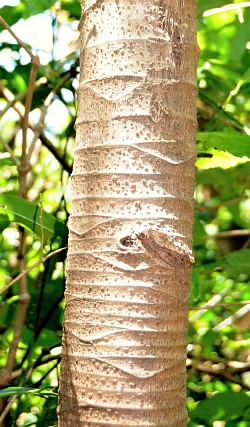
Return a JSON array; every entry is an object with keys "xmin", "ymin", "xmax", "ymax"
[{"xmin": 0, "ymin": 247, "xmax": 67, "ymax": 295}]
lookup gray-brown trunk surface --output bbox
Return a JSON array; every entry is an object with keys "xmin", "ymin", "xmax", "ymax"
[{"xmin": 58, "ymin": 0, "xmax": 198, "ymax": 426}]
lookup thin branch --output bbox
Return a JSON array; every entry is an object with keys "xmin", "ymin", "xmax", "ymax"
[
  {"xmin": 231, "ymin": 362, "xmax": 250, "ymax": 375},
  {"xmin": 0, "ymin": 15, "xmax": 37, "ymax": 61},
  {"xmin": 0, "ymin": 135, "xmax": 20, "ymax": 166},
  {"xmin": 196, "ymin": 196, "xmax": 244, "ymax": 212},
  {"xmin": 27, "ymin": 70, "xmax": 73, "ymax": 162},
  {"xmin": 213, "ymin": 303, "xmax": 250, "ymax": 331},
  {"xmin": 0, "ymin": 395, "xmax": 16, "ymax": 425},
  {"xmin": 19, "ymin": 61, "xmax": 40, "ymax": 196},
  {"xmin": 0, "ymin": 245, "xmax": 66, "ymax": 388},
  {"xmin": 0, "ymin": 16, "xmax": 68, "ymax": 423},
  {"xmin": 0, "ymin": 81, "xmax": 26, "ymax": 116},
  {"xmin": 188, "ymin": 353, "xmax": 250, "ymax": 390},
  {"xmin": 0, "ymin": 247, "xmax": 67, "ymax": 295},
  {"xmin": 21, "ymin": 62, "xmax": 39, "ymax": 163},
  {"xmin": 189, "ymin": 284, "xmax": 234, "ymax": 319},
  {"xmin": 192, "ymin": 363, "xmax": 250, "ymax": 391},
  {"xmin": 0, "ymin": 82, "xmax": 72, "ymax": 174},
  {"xmin": 203, "ymin": 2, "xmax": 250, "ymax": 18},
  {"xmin": 197, "ymin": 105, "xmax": 239, "ymax": 129},
  {"xmin": 0, "ymin": 16, "xmax": 41, "ymax": 196},
  {"xmin": 39, "ymin": 196, "xmax": 44, "ymax": 257},
  {"xmin": 188, "ymin": 354, "xmax": 250, "ymax": 374},
  {"xmin": 190, "ymin": 300, "xmax": 250, "ymax": 311},
  {"xmin": 209, "ymin": 230, "xmax": 250, "ymax": 239},
  {"xmin": 5, "ymin": 265, "xmax": 30, "ymax": 379},
  {"xmin": 0, "ymin": 16, "xmax": 38, "ymax": 396},
  {"xmin": 40, "ymin": 133, "xmax": 72, "ymax": 174},
  {"xmin": 12, "ymin": 60, "xmax": 40, "ymax": 393},
  {"xmin": 0, "ymin": 77, "xmax": 47, "ymax": 119},
  {"xmin": 198, "ymin": 91, "xmax": 249, "ymax": 133}
]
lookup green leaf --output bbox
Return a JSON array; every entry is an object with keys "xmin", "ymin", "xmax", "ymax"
[
  {"xmin": 0, "ymin": 157, "xmax": 17, "ymax": 167},
  {"xmin": 191, "ymin": 391, "xmax": 250, "ymax": 423},
  {"xmin": 193, "ymin": 219, "xmax": 206, "ymax": 247},
  {"xmin": 35, "ymin": 328, "xmax": 62, "ymax": 349},
  {"xmin": 60, "ymin": 0, "xmax": 81, "ymax": 18},
  {"xmin": 0, "ymin": 386, "xmax": 57, "ymax": 398},
  {"xmin": 0, "ymin": 194, "xmax": 68, "ymax": 241},
  {"xmin": 0, "ymin": 5, "xmax": 24, "ymax": 26},
  {"xmin": 0, "ymin": 0, "xmax": 57, "ymax": 23},
  {"xmin": 241, "ymin": 66, "xmax": 250, "ymax": 83},
  {"xmin": 37, "ymin": 396, "xmax": 58, "ymax": 427},
  {"xmin": 21, "ymin": 0, "xmax": 57, "ymax": 18},
  {"xmin": 190, "ymin": 267, "xmax": 200, "ymax": 301},
  {"xmin": 201, "ymin": 330, "xmax": 218, "ymax": 356},
  {"xmin": 223, "ymin": 249, "xmax": 250, "ymax": 277},
  {"xmin": 0, "ymin": 213, "xmax": 10, "ymax": 232},
  {"xmin": 197, "ymin": 132, "xmax": 250, "ymax": 159}
]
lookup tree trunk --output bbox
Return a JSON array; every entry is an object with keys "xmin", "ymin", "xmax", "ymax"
[{"xmin": 58, "ymin": 0, "xmax": 198, "ymax": 426}]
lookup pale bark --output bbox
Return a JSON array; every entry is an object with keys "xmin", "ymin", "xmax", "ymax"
[{"xmin": 58, "ymin": 0, "xmax": 198, "ymax": 426}]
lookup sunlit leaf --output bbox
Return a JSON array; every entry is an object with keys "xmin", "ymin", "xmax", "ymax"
[
  {"xmin": 197, "ymin": 132, "xmax": 250, "ymax": 159},
  {"xmin": 21, "ymin": 0, "xmax": 57, "ymax": 18},
  {"xmin": 0, "ymin": 194, "xmax": 68, "ymax": 240},
  {"xmin": 191, "ymin": 391, "xmax": 250, "ymax": 423},
  {"xmin": 196, "ymin": 149, "xmax": 249, "ymax": 170}
]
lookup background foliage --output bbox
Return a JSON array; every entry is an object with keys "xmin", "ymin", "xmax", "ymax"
[{"xmin": 0, "ymin": 1, "xmax": 250, "ymax": 426}]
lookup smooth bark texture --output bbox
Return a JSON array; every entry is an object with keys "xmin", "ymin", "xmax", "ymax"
[{"xmin": 58, "ymin": 0, "xmax": 198, "ymax": 426}]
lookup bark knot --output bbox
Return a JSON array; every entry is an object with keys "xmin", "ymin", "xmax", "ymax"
[{"xmin": 137, "ymin": 229, "xmax": 194, "ymax": 267}]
